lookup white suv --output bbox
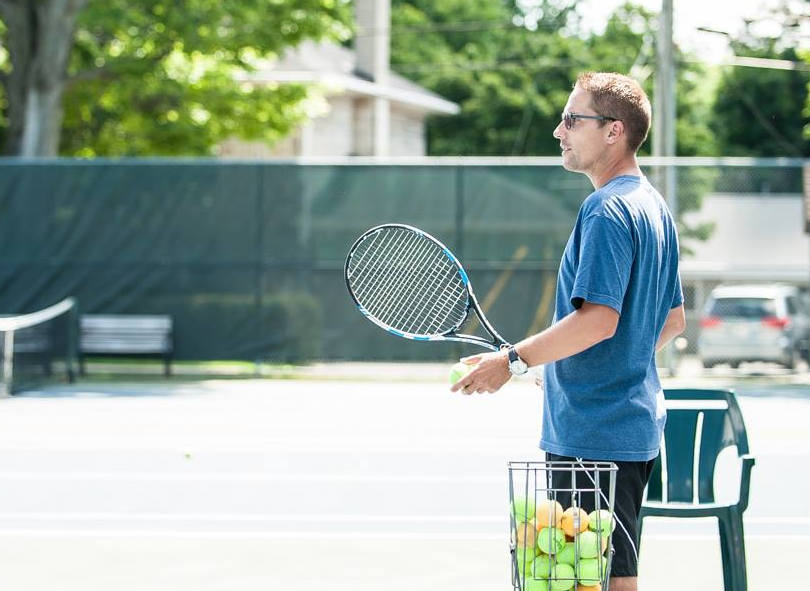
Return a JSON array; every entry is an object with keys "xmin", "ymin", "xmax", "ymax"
[{"xmin": 698, "ymin": 283, "xmax": 810, "ymax": 370}]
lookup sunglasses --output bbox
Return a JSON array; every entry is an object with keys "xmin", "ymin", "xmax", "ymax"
[{"xmin": 562, "ymin": 111, "xmax": 618, "ymax": 130}]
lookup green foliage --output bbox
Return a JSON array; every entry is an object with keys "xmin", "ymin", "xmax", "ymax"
[
  {"xmin": 712, "ymin": 41, "xmax": 810, "ymax": 157},
  {"xmin": 391, "ymin": 0, "xmax": 582, "ymax": 156},
  {"xmin": 392, "ymin": 1, "xmax": 715, "ymax": 157},
  {"xmin": 54, "ymin": 0, "xmax": 352, "ymax": 156}
]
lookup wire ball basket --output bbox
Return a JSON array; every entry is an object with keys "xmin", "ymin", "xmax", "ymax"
[{"xmin": 508, "ymin": 461, "xmax": 619, "ymax": 591}]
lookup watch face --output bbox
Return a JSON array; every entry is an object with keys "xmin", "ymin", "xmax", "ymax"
[{"xmin": 510, "ymin": 359, "xmax": 528, "ymax": 375}]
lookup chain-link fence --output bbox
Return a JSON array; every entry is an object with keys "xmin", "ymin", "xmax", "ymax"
[{"xmin": 0, "ymin": 157, "xmax": 807, "ymax": 376}]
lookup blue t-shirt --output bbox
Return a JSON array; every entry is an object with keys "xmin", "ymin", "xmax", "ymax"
[{"xmin": 540, "ymin": 175, "xmax": 683, "ymax": 462}]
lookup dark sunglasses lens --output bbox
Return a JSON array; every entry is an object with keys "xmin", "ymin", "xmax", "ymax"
[{"xmin": 564, "ymin": 113, "xmax": 572, "ymax": 130}]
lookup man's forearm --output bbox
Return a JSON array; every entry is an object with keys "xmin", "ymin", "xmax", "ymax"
[
  {"xmin": 655, "ymin": 305, "xmax": 686, "ymax": 352},
  {"xmin": 655, "ymin": 322, "xmax": 681, "ymax": 352},
  {"xmin": 515, "ymin": 303, "xmax": 618, "ymax": 367}
]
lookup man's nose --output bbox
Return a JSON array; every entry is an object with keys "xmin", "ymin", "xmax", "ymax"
[{"xmin": 552, "ymin": 121, "xmax": 565, "ymax": 139}]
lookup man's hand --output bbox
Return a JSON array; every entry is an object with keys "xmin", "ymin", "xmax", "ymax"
[{"xmin": 449, "ymin": 349, "xmax": 511, "ymax": 395}]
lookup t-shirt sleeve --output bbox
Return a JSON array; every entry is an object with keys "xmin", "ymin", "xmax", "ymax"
[{"xmin": 570, "ymin": 214, "xmax": 633, "ymax": 314}]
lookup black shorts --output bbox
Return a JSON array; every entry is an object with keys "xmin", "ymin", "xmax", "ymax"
[{"xmin": 545, "ymin": 452, "xmax": 657, "ymax": 578}]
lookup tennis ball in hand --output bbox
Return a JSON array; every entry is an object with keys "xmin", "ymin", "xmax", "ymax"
[
  {"xmin": 576, "ymin": 584, "xmax": 602, "ymax": 591},
  {"xmin": 561, "ymin": 507, "xmax": 589, "ymax": 537},
  {"xmin": 513, "ymin": 495, "xmax": 537, "ymax": 523},
  {"xmin": 535, "ymin": 499, "xmax": 564, "ymax": 529},
  {"xmin": 550, "ymin": 563, "xmax": 577, "ymax": 591},
  {"xmin": 448, "ymin": 361, "xmax": 473, "ymax": 384},
  {"xmin": 587, "ymin": 510, "xmax": 615, "ymax": 535},
  {"xmin": 537, "ymin": 526, "xmax": 566, "ymax": 555}
]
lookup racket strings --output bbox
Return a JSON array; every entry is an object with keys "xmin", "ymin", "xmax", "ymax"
[
  {"xmin": 348, "ymin": 228, "xmax": 468, "ymax": 335},
  {"xmin": 406, "ymin": 256, "xmax": 467, "ymax": 334},
  {"xmin": 353, "ymin": 230, "xmax": 465, "ymax": 334},
  {"xmin": 351, "ymin": 230, "xmax": 428, "ymax": 319}
]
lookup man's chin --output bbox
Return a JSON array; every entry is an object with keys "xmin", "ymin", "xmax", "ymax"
[{"xmin": 561, "ymin": 155, "xmax": 578, "ymax": 171}]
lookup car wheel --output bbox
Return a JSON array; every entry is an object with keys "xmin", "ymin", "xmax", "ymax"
[
  {"xmin": 701, "ymin": 359, "xmax": 715, "ymax": 369},
  {"xmin": 729, "ymin": 361, "xmax": 741, "ymax": 369}
]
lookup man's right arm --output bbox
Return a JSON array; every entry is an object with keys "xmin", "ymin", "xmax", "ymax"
[{"xmin": 656, "ymin": 304, "xmax": 686, "ymax": 352}]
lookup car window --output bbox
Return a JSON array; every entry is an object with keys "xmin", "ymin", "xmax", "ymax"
[
  {"xmin": 708, "ymin": 297, "xmax": 776, "ymax": 318},
  {"xmin": 786, "ymin": 296, "xmax": 798, "ymax": 315}
]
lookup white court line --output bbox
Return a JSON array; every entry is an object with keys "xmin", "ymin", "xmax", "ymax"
[
  {"xmin": 0, "ymin": 513, "xmax": 807, "ymax": 525},
  {"xmin": 0, "ymin": 471, "xmax": 501, "ymax": 483},
  {"xmin": 0, "ymin": 530, "xmax": 807, "ymax": 541},
  {"xmin": 0, "ymin": 513, "xmax": 503, "ymax": 523}
]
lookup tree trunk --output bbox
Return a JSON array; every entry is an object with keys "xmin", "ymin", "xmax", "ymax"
[{"xmin": 0, "ymin": 0, "xmax": 88, "ymax": 156}]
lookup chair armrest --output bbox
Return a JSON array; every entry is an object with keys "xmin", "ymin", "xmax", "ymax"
[{"xmin": 737, "ymin": 454, "xmax": 756, "ymax": 512}]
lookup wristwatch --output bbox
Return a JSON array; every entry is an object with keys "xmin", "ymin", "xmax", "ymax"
[{"xmin": 507, "ymin": 346, "xmax": 529, "ymax": 376}]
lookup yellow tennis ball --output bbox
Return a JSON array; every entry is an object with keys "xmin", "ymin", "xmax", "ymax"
[
  {"xmin": 448, "ymin": 361, "xmax": 473, "ymax": 384},
  {"xmin": 535, "ymin": 499, "xmax": 564, "ymax": 529},
  {"xmin": 587, "ymin": 510, "xmax": 615, "ymax": 535}
]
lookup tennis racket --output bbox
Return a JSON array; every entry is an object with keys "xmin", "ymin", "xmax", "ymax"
[{"xmin": 344, "ymin": 223, "xmax": 510, "ymax": 351}]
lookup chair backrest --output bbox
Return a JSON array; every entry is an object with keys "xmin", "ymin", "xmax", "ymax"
[{"xmin": 645, "ymin": 389, "xmax": 750, "ymax": 504}]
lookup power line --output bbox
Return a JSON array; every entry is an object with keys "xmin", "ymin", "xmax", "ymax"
[
  {"xmin": 391, "ymin": 57, "xmax": 582, "ymax": 74},
  {"xmin": 354, "ymin": 18, "xmax": 571, "ymax": 38}
]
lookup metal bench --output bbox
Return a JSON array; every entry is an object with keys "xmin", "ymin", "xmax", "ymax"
[{"xmin": 80, "ymin": 315, "xmax": 173, "ymax": 376}]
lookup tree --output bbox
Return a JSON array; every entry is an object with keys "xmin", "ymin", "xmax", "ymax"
[
  {"xmin": 0, "ymin": 0, "xmax": 351, "ymax": 156},
  {"xmin": 711, "ymin": 1, "xmax": 810, "ymax": 157},
  {"xmin": 390, "ymin": 1, "xmax": 715, "ymax": 157},
  {"xmin": 712, "ymin": 43, "xmax": 809, "ymax": 157},
  {"xmin": 390, "ymin": 0, "xmax": 582, "ymax": 156}
]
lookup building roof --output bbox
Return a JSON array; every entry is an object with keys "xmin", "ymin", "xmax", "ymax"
[{"xmin": 240, "ymin": 41, "xmax": 460, "ymax": 116}]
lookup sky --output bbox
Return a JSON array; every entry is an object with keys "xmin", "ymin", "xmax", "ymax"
[{"xmin": 577, "ymin": 0, "xmax": 802, "ymax": 62}]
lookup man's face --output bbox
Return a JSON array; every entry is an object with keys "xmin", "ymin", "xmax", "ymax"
[{"xmin": 552, "ymin": 87, "xmax": 610, "ymax": 174}]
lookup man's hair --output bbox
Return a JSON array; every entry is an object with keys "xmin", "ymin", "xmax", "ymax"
[{"xmin": 575, "ymin": 72, "xmax": 651, "ymax": 153}]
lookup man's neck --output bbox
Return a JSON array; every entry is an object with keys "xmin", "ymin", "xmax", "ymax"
[{"xmin": 587, "ymin": 153, "xmax": 641, "ymax": 189}]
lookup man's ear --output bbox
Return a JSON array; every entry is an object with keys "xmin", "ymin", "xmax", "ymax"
[{"xmin": 605, "ymin": 120, "xmax": 625, "ymax": 146}]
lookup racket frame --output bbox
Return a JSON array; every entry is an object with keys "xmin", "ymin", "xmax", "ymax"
[{"xmin": 345, "ymin": 223, "xmax": 510, "ymax": 351}]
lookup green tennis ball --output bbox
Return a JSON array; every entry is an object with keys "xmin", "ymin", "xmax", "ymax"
[
  {"xmin": 576, "ymin": 558, "xmax": 605, "ymax": 586},
  {"xmin": 537, "ymin": 527, "xmax": 566, "ymax": 555},
  {"xmin": 556, "ymin": 542, "xmax": 577, "ymax": 566},
  {"xmin": 513, "ymin": 495, "xmax": 536, "ymax": 523},
  {"xmin": 531, "ymin": 553, "xmax": 553, "ymax": 579},
  {"xmin": 587, "ymin": 510, "xmax": 615, "ymax": 535},
  {"xmin": 525, "ymin": 577, "xmax": 550, "ymax": 591},
  {"xmin": 575, "ymin": 530, "xmax": 600, "ymax": 559},
  {"xmin": 550, "ymin": 563, "xmax": 576, "ymax": 591},
  {"xmin": 449, "ymin": 361, "xmax": 472, "ymax": 384},
  {"xmin": 515, "ymin": 547, "xmax": 535, "ymax": 577}
]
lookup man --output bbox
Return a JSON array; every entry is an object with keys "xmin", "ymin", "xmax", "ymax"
[{"xmin": 450, "ymin": 72, "xmax": 685, "ymax": 591}]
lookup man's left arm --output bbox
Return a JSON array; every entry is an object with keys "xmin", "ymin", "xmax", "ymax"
[{"xmin": 450, "ymin": 302, "xmax": 619, "ymax": 394}]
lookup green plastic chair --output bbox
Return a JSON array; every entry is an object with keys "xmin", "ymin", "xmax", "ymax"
[{"xmin": 639, "ymin": 389, "xmax": 755, "ymax": 591}]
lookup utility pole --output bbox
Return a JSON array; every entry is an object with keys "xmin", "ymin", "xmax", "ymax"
[
  {"xmin": 654, "ymin": 0, "xmax": 678, "ymax": 374},
  {"xmin": 654, "ymin": 0, "xmax": 677, "ymax": 216}
]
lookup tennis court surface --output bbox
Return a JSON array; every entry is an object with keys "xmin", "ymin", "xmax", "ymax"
[{"xmin": 0, "ymin": 374, "xmax": 807, "ymax": 590}]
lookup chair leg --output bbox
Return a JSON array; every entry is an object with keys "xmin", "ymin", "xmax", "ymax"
[{"xmin": 718, "ymin": 509, "xmax": 748, "ymax": 591}]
